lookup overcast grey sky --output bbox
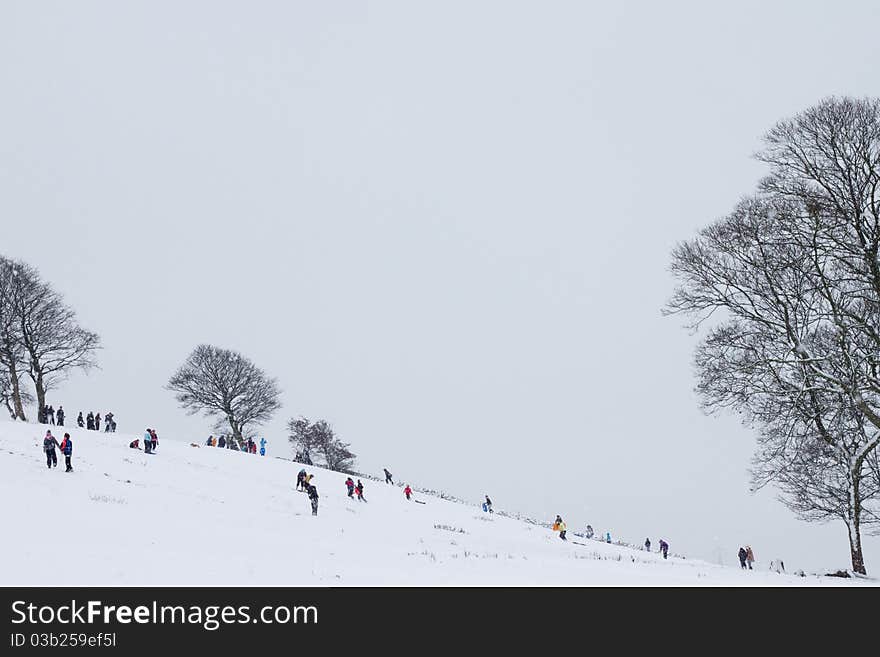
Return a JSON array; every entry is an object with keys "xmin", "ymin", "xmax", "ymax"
[{"xmin": 2, "ymin": 0, "xmax": 879, "ymax": 574}]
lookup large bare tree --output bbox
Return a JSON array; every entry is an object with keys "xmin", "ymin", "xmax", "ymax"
[
  {"xmin": 167, "ymin": 344, "xmax": 281, "ymax": 443},
  {"xmin": 667, "ymin": 97, "xmax": 880, "ymax": 574},
  {"xmin": 0, "ymin": 256, "xmax": 100, "ymax": 420}
]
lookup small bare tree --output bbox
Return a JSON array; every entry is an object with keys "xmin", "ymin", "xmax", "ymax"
[
  {"xmin": 287, "ymin": 416, "xmax": 357, "ymax": 472},
  {"xmin": 167, "ymin": 344, "xmax": 281, "ymax": 443},
  {"xmin": 0, "ymin": 256, "xmax": 100, "ymax": 419}
]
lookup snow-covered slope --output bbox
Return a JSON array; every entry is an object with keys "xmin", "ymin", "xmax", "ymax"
[{"xmin": 0, "ymin": 419, "xmax": 872, "ymax": 586}]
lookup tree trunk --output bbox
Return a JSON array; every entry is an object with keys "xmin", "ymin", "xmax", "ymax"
[
  {"xmin": 8, "ymin": 360, "xmax": 26, "ymax": 421},
  {"xmin": 847, "ymin": 471, "xmax": 867, "ymax": 575},
  {"xmin": 33, "ymin": 371, "xmax": 46, "ymax": 424},
  {"xmin": 227, "ymin": 413, "xmax": 242, "ymax": 445}
]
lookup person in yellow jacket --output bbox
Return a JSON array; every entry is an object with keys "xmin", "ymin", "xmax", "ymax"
[{"xmin": 552, "ymin": 515, "xmax": 567, "ymax": 541}]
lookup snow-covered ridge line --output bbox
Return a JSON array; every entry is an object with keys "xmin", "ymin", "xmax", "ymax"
[{"xmin": 1, "ymin": 419, "xmax": 872, "ymax": 586}]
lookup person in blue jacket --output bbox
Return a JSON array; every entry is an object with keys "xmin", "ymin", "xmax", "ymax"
[
  {"xmin": 144, "ymin": 428, "xmax": 153, "ymax": 454},
  {"xmin": 605, "ymin": 531, "xmax": 612, "ymax": 544},
  {"xmin": 259, "ymin": 437, "xmax": 266, "ymax": 456},
  {"xmin": 60, "ymin": 433, "xmax": 73, "ymax": 472}
]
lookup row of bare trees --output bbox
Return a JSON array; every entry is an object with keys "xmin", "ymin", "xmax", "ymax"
[
  {"xmin": 0, "ymin": 256, "xmax": 100, "ymax": 422},
  {"xmin": 165, "ymin": 345, "xmax": 357, "ymax": 472},
  {"xmin": 666, "ymin": 97, "xmax": 880, "ymax": 574}
]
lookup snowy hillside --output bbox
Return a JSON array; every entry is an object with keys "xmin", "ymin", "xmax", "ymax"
[{"xmin": 0, "ymin": 419, "xmax": 873, "ymax": 586}]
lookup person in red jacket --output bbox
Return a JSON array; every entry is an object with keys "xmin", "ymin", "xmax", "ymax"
[
  {"xmin": 404, "ymin": 485, "xmax": 413, "ymax": 501},
  {"xmin": 59, "ymin": 433, "xmax": 73, "ymax": 472}
]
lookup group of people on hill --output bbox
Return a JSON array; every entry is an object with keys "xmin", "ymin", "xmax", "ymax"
[
  {"xmin": 295, "ymin": 469, "xmax": 320, "ymax": 515},
  {"xmin": 552, "ymin": 520, "xmax": 671, "ymax": 558},
  {"xmin": 383, "ymin": 468, "xmax": 417, "ymax": 503},
  {"xmin": 738, "ymin": 545, "xmax": 756, "ymax": 570},
  {"xmin": 582, "ymin": 524, "xmax": 613, "ymax": 544},
  {"xmin": 643, "ymin": 537, "xmax": 669, "ymax": 559},
  {"xmin": 344, "ymin": 476, "xmax": 367, "ymax": 502},
  {"xmin": 129, "ymin": 428, "xmax": 159, "ymax": 453},
  {"xmin": 204, "ymin": 435, "xmax": 266, "ymax": 455},
  {"xmin": 42, "ymin": 429, "xmax": 73, "ymax": 472},
  {"xmin": 296, "ymin": 464, "xmax": 434, "ymax": 516},
  {"xmin": 39, "ymin": 405, "xmax": 66, "ymax": 426},
  {"xmin": 74, "ymin": 410, "xmax": 116, "ymax": 432}
]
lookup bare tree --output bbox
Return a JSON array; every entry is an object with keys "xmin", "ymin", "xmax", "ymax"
[
  {"xmin": 666, "ymin": 96, "xmax": 880, "ymax": 574},
  {"xmin": 0, "ymin": 257, "xmax": 28, "ymax": 420},
  {"xmin": 0, "ymin": 256, "xmax": 100, "ymax": 420},
  {"xmin": 287, "ymin": 416, "xmax": 357, "ymax": 472},
  {"xmin": 167, "ymin": 345, "xmax": 281, "ymax": 443},
  {"xmin": 695, "ymin": 317, "xmax": 880, "ymax": 572}
]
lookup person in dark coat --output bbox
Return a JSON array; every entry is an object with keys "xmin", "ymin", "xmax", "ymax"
[
  {"xmin": 60, "ymin": 433, "xmax": 73, "ymax": 472},
  {"xmin": 43, "ymin": 430, "xmax": 60, "ymax": 469},
  {"xmin": 86, "ymin": 412, "xmax": 94, "ymax": 430},
  {"xmin": 296, "ymin": 469, "xmax": 307, "ymax": 491},
  {"xmin": 56, "ymin": 406, "xmax": 65, "ymax": 426},
  {"xmin": 77, "ymin": 412, "xmax": 84, "ymax": 428},
  {"xmin": 384, "ymin": 468, "xmax": 393, "ymax": 484},
  {"xmin": 645, "ymin": 538, "xmax": 651, "ymax": 552},
  {"xmin": 218, "ymin": 436, "xmax": 226, "ymax": 448},
  {"xmin": 738, "ymin": 547, "xmax": 748, "ymax": 569},
  {"xmin": 355, "ymin": 479, "xmax": 366, "ymax": 502},
  {"xmin": 94, "ymin": 413, "xmax": 101, "ymax": 431},
  {"xmin": 306, "ymin": 483, "xmax": 319, "ymax": 516},
  {"xmin": 48, "ymin": 405, "xmax": 55, "ymax": 425},
  {"xmin": 659, "ymin": 539, "xmax": 669, "ymax": 559}
]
